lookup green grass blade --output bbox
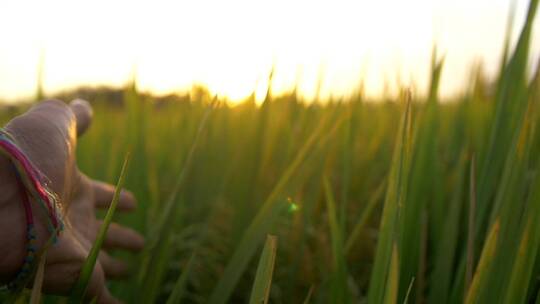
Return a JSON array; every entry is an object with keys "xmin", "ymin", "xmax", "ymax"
[
  {"xmin": 476, "ymin": 98, "xmax": 534, "ymax": 304},
  {"xmin": 498, "ymin": 0, "xmax": 517, "ymax": 73},
  {"xmin": 427, "ymin": 152, "xmax": 467, "ymax": 303},
  {"xmin": 345, "ymin": 180, "xmax": 386, "ymax": 254},
  {"xmin": 367, "ymin": 100, "xmax": 411, "ymax": 304},
  {"xmin": 323, "ymin": 177, "xmax": 350, "ymax": 304},
  {"xmin": 339, "ymin": 103, "xmax": 354, "ymax": 232},
  {"xmin": 69, "ymin": 153, "xmax": 131, "ymax": 303},
  {"xmin": 476, "ymin": 0, "xmax": 538, "ymax": 241},
  {"xmin": 464, "ymin": 219, "xmax": 500, "ymax": 304},
  {"xmin": 398, "ymin": 54, "xmax": 443, "ymax": 302},
  {"xmin": 503, "ymin": 171, "xmax": 540, "ymax": 303},
  {"xmin": 166, "ymin": 253, "xmax": 196, "ymax": 304},
  {"xmin": 383, "ymin": 243, "xmax": 400, "ymax": 304},
  {"xmin": 249, "ymin": 235, "xmax": 278, "ymax": 304},
  {"xmin": 29, "ymin": 251, "xmax": 46, "ymax": 304},
  {"xmin": 465, "ymin": 155, "xmax": 477, "ymax": 291},
  {"xmin": 303, "ymin": 286, "xmax": 315, "ymax": 304},
  {"xmin": 402, "ymin": 277, "xmax": 415, "ymax": 304}
]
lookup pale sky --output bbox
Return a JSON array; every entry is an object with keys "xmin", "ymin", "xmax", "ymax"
[{"xmin": 0, "ymin": 0, "xmax": 539, "ymax": 102}]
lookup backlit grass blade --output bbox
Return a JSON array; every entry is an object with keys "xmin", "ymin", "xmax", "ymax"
[
  {"xmin": 69, "ymin": 153, "xmax": 131, "ymax": 303},
  {"xmin": 498, "ymin": 0, "xmax": 517, "ymax": 74},
  {"xmin": 248, "ymin": 235, "xmax": 278, "ymax": 304},
  {"xmin": 303, "ymin": 286, "xmax": 314, "ymax": 304},
  {"xmin": 345, "ymin": 180, "xmax": 386, "ymax": 255},
  {"xmin": 398, "ymin": 53, "xmax": 443, "ymax": 302},
  {"xmin": 402, "ymin": 277, "xmax": 414, "ymax": 304},
  {"xmin": 465, "ymin": 155, "xmax": 477, "ymax": 291},
  {"xmin": 339, "ymin": 102, "xmax": 354, "ymax": 232},
  {"xmin": 166, "ymin": 253, "xmax": 196, "ymax": 304},
  {"xmin": 383, "ymin": 243, "xmax": 399, "ymax": 304},
  {"xmin": 475, "ymin": 97, "xmax": 534, "ymax": 303},
  {"xmin": 416, "ymin": 210, "xmax": 428, "ymax": 304},
  {"xmin": 464, "ymin": 219, "xmax": 500, "ymax": 304},
  {"xmin": 502, "ymin": 158, "xmax": 540, "ymax": 303},
  {"xmin": 475, "ymin": 0, "xmax": 538, "ymax": 241},
  {"xmin": 367, "ymin": 99, "xmax": 412, "ymax": 304},
  {"xmin": 29, "ymin": 251, "xmax": 46, "ymax": 304},
  {"xmin": 502, "ymin": 219, "xmax": 537, "ymax": 303},
  {"xmin": 427, "ymin": 152, "xmax": 467, "ymax": 303},
  {"xmin": 449, "ymin": 94, "xmax": 533, "ymax": 303},
  {"xmin": 323, "ymin": 177, "xmax": 350, "ymax": 304}
]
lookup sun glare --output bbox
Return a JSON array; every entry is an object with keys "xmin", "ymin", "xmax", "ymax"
[{"xmin": 0, "ymin": 0, "xmax": 538, "ymax": 102}]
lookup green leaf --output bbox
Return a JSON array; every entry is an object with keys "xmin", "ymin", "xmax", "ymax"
[
  {"xmin": 383, "ymin": 243, "xmax": 400, "ymax": 304},
  {"xmin": 476, "ymin": 0, "xmax": 538, "ymax": 242},
  {"xmin": 69, "ymin": 153, "xmax": 131, "ymax": 303},
  {"xmin": 427, "ymin": 152, "xmax": 467, "ymax": 303},
  {"xmin": 464, "ymin": 219, "xmax": 500, "ymax": 304},
  {"xmin": 323, "ymin": 177, "xmax": 350, "ymax": 304},
  {"xmin": 503, "ymin": 170, "xmax": 540, "ymax": 303},
  {"xmin": 345, "ymin": 180, "xmax": 386, "ymax": 255},
  {"xmin": 303, "ymin": 286, "xmax": 315, "ymax": 304},
  {"xmin": 249, "ymin": 235, "xmax": 278, "ymax": 304},
  {"xmin": 403, "ymin": 277, "xmax": 415, "ymax": 304},
  {"xmin": 368, "ymin": 100, "xmax": 412, "ymax": 304},
  {"xmin": 166, "ymin": 253, "xmax": 196, "ymax": 304}
]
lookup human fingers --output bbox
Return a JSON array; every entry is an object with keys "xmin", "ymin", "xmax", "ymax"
[
  {"xmin": 41, "ymin": 233, "xmax": 121, "ymax": 304},
  {"xmin": 96, "ymin": 220, "xmax": 145, "ymax": 252},
  {"xmin": 85, "ymin": 262, "xmax": 122, "ymax": 304},
  {"xmin": 92, "ymin": 180, "xmax": 137, "ymax": 211},
  {"xmin": 64, "ymin": 227, "xmax": 130, "ymax": 279},
  {"xmin": 6, "ymin": 100, "xmax": 76, "ymax": 146},
  {"xmin": 69, "ymin": 99, "xmax": 93, "ymax": 137},
  {"xmin": 44, "ymin": 263, "xmax": 119, "ymax": 303},
  {"xmin": 98, "ymin": 251, "xmax": 130, "ymax": 279}
]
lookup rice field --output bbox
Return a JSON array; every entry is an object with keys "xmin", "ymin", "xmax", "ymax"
[{"xmin": 1, "ymin": 0, "xmax": 540, "ymax": 303}]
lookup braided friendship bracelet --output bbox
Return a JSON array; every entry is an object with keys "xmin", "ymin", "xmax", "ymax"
[{"xmin": 0, "ymin": 128, "xmax": 64, "ymax": 292}]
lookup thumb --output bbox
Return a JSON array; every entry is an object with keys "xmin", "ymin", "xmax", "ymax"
[{"xmin": 69, "ymin": 99, "xmax": 93, "ymax": 136}]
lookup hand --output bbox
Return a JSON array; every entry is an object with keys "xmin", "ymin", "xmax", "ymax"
[{"xmin": 0, "ymin": 100, "xmax": 145, "ymax": 303}]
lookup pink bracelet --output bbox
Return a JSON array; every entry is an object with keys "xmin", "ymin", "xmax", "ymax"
[{"xmin": 0, "ymin": 128, "xmax": 64, "ymax": 292}]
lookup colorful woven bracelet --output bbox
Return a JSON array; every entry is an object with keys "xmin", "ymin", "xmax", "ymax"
[{"xmin": 0, "ymin": 128, "xmax": 64, "ymax": 292}]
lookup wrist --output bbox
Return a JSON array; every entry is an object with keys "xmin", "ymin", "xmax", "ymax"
[
  {"xmin": 0, "ymin": 152, "xmax": 26, "ymax": 283},
  {"xmin": 0, "ymin": 129, "xmax": 65, "ymax": 289},
  {"xmin": 0, "ymin": 150, "xmax": 18, "ymax": 201}
]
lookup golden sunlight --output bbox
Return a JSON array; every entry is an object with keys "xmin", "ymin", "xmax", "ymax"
[{"xmin": 0, "ymin": 0, "xmax": 538, "ymax": 102}]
